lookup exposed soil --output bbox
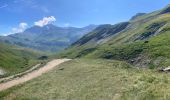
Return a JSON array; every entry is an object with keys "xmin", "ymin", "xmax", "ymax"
[{"xmin": 0, "ymin": 59, "xmax": 71, "ymax": 91}]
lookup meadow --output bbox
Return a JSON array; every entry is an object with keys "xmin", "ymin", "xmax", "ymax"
[{"xmin": 0, "ymin": 59, "xmax": 170, "ymax": 100}]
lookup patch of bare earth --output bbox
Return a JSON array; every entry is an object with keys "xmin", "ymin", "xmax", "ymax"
[{"xmin": 0, "ymin": 59, "xmax": 71, "ymax": 91}]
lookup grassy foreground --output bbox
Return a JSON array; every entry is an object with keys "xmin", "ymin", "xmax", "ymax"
[{"xmin": 0, "ymin": 59, "xmax": 170, "ymax": 100}]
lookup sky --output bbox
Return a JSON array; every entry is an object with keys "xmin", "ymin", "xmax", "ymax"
[{"xmin": 0, "ymin": 0, "xmax": 170, "ymax": 35}]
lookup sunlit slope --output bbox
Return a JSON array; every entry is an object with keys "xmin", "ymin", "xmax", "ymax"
[
  {"xmin": 59, "ymin": 5, "xmax": 170, "ymax": 68},
  {"xmin": 0, "ymin": 43, "xmax": 42, "ymax": 76}
]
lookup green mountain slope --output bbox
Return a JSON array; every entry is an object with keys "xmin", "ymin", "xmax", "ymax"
[
  {"xmin": 0, "ymin": 43, "xmax": 42, "ymax": 76},
  {"xmin": 72, "ymin": 22, "xmax": 129, "ymax": 46},
  {"xmin": 59, "ymin": 5, "xmax": 170, "ymax": 68}
]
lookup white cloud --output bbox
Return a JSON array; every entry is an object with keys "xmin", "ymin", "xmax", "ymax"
[
  {"xmin": 2, "ymin": 22, "xmax": 28, "ymax": 36},
  {"xmin": 34, "ymin": 16, "xmax": 56, "ymax": 27},
  {"xmin": 2, "ymin": 32, "xmax": 12, "ymax": 36},
  {"xmin": 12, "ymin": 23, "xmax": 28, "ymax": 33}
]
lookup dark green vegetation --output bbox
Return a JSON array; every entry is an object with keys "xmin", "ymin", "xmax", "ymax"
[
  {"xmin": 1, "ymin": 59, "xmax": 170, "ymax": 100},
  {"xmin": 59, "ymin": 5, "xmax": 170, "ymax": 69},
  {"xmin": 0, "ymin": 42, "xmax": 43, "ymax": 77},
  {"xmin": 0, "ymin": 24, "xmax": 97, "ymax": 52}
]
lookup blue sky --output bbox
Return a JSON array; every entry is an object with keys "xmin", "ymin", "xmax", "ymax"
[{"xmin": 0, "ymin": 0, "xmax": 170, "ymax": 35}]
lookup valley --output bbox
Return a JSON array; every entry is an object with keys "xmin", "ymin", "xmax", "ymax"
[
  {"xmin": 0, "ymin": 24, "xmax": 97, "ymax": 52},
  {"xmin": 1, "ymin": 1, "xmax": 170, "ymax": 100}
]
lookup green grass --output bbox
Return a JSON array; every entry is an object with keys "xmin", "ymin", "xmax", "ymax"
[
  {"xmin": 85, "ymin": 30, "xmax": 170, "ymax": 68},
  {"xmin": 1, "ymin": 59, "xmax": 170, "ymax": 100},
  {"xmin": 0, "ymin": 43, "xmax": 44, "ymax": 76}
]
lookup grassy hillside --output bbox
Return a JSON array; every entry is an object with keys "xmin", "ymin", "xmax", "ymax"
[
  {"xmin": 58, "ymin": 5, "xmax": 170, "ymax": 68},
  {"xmin": 1, "ymin": 59, "xmax": 170, "ymax": 100},
  {"xmin": 0, "ymin": 43, "xmax": 43, "ymax": 76},
  {"xmin": 72, "ymin": 22, "xmax": 129, "ymax": 46}
]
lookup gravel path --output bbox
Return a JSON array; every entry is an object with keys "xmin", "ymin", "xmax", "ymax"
[{"xmin": 0, "ymin": 59, "xmax": 71, "ymax": 91}]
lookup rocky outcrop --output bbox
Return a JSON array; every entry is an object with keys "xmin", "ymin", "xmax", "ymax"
[{"xmin": 160, "ymin": 5, "xmax": 170, "ymax": 14}]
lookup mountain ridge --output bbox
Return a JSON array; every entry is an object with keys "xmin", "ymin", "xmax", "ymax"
[
  {"xmin": 0, "ymin": 24, "xmax": 97, "ymax": 52},
  {"xmin": 58, "ymin": 4, "xmax": 170, "ymax": 68}
]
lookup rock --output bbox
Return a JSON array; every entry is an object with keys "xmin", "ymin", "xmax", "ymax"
[
  {"xmin": 0, "ymin": 69, "xmax": 6, "ymax": 76},
  {"xmin": 130, "ymin": 59, "xmax": 135, "ymax": 63},
  {"xmin": 159, "ymin": 66, "xmax": 170, "ymax": 72},
  {"xmin": 160, "ymin": 5, "xmax": 170, "ymax": 14}
]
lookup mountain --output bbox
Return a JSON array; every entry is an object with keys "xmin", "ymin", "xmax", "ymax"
[
  {"xmin": 59, "ymin": 4, "xmax": 170, "ymax": 69},
  {"xmin": 130, "ymin": 13, "xmax": 146, "ymax": 20},
  {"xmin": 0, "ymin": 42, "xmax": 42, "ymax": 77},
  {"xmin": 72, "ymin": 22, "xmax": 129, "ymax": 46},
  {"xmin": 160, "ymin": 4, "xmax": 170, "ymax": 14},
  {"xmin": 0, "ymin": 24, "xmax": 97, "ymax": 52}
]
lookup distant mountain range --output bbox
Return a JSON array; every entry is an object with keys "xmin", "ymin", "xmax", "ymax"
[{"xmin": 0, "ymin": 24, "xmax": 97, "ymax": 52}]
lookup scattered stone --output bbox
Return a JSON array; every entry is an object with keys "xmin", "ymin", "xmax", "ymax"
[{"xmin": 130, "ymin": 60, "xmax": 135, "ymax": 63}]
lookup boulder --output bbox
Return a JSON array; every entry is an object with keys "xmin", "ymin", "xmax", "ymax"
[
  {"xmin": 159, "ymin": 66, "xmax": 170, "ymax": 72},
  {"xmin": 0, "ymin": 69, "xmax": 6, "ymax": 76}
]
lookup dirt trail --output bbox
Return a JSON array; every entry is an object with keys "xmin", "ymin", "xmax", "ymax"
[{"xmin": 0, "ymin": 59, "xmax": 71, "ymax": 91}]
